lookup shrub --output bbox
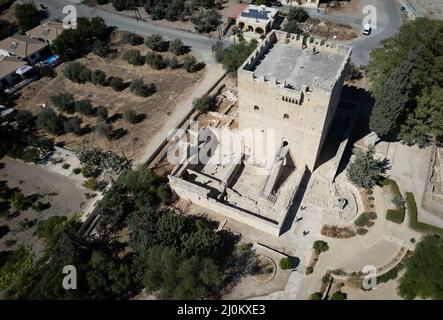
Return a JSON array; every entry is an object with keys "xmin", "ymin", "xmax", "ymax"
[
  {"xmin": 124, "ymin": 110, "xmax": 138, "ymax": 124},
  {"xmin": 64, "ymin": 62, "xmax": 92, "ymax": 83},
  {"xmin": 169, "ymin": 39, "xmax": 185, "ymax": 55},
  {"xmin": 81, "ymin": 165, "xmax": 99, "ymax": 178},
  {"xmin": 182, "ymin": 55, "xmax": 198, "ymax": 73},
  {"xmin": 11, "ymin": 192, "xmax": 30, "ymax": 211},
  {"xmin": 129, "ymin": 78, "xmax": 156, "ymax": 97},
  {"xmin": 50, "ymin": 93, "xmax": 75, "ymax": 113},
  {"xmin": 354, "ymin": 212, "xmax": 376, "ymax": 227},
  {"xmin": 122, "ymin": 31, "xmax": 143, "ymax": 45},
  {"xmin": 169, "ymin": 57, "xmax": 180, "ymax": 69},
  {"xmin": 96, "ymin": 106, "xmax": 108, "ymax": 121},
  {"xmin": 330, "ymin": 292, "xmax": 347, "ymax": 300},
  {"xmin": 357, "ymin": 228, "xmax": 368, "ymax": 235},
  {"xmin": 123, "ymin": 49, "xmax": 144, "ymax": 65},
  {"xmin": 305, "ymin": 266, "xmax": 313, "ymax": 275},
  {"xmin": 377, "ymin": 267, "xmax": 399, "ymax": 284},
  {"xmin": 74, "ymin": 100, "xmax": 94, "ymax": 116},
  {"xmin": 83, "ymin": 178, "xmax": 99, "ymax": 191},
  {"xmin": 72, "ymin": 168, "xmax": 81, "ymax": 175},
  {"xmin": 15, "ymin": 2, "xmax": 40, "ymax": 31},
  {"xmin": 63, "ymin": 117, "xmax": 82, "ymax": 135},
  {"xmin": 386, "ymin": 209, "xmax": 405, "ymax": 224},
  {"xmin": 313, "ymin": 240, "xmax": 329, "ymax": 254},
  {"xmin": 309, "ymin": 292, "xmax": 322, "ymax": 300},
  {"xmin": 145, "ymin": 52, "xmax": 166, "ymax": 69},
  {"xmin": 193, "ymin": 95, "xmax": 214, "ymax": 113},
  {"xmin": 62, "ymin": 163, "xmax": 70, "ymax": 170},
  {"xmin": 91, "ymin": 69, "xmax": 107, "ymax": 85},
  {"xmin": 35, "ymin": 108, "xmax": 64, "ymax": 135},
  {"xmin": 110, "ymin": 77, "xmax": 125, "ymax": 91},
  {"xmin": 96, "ymin": 122, "xmax": 114, "ymax": 139},
  {"xmin": 279, "ymin": 257, "xmax": 293, "ymax": 270},
  {"xmin": 145, "ymin": 34, "xmax": 168, "ymax": 52},
  {"xmin": 19, "ymin": 148, "xmax": 40, "ymax": 163},
  {"xmin": 91, "ymin": 39, "xmax": 111, "ymax": 57},
  {"xmin": 192, "ymin": 8, "xmax": 221, "ymax": 33}
]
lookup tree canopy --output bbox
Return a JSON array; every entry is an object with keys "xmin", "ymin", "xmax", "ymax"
[
  {"xmin": 398, "ymin": 235, "xmax": 443, "ymax": 300},
  {"xmin": 368, "ymin": 18, "xmax": 443, "ymax": 145},
  {"xmin": 346, "ymin": 146, "xmax": 389, "ymax": 189}
]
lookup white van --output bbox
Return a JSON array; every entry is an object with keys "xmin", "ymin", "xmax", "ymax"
[{"xmin": 363, "ymin": 23, "xmax": 372, "ymax": 35}]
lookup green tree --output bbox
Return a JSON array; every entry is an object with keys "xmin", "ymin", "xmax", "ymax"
[
  {"xmin": 87, "ymin": 250, "xmax": 133, "ymax": 299},
  {"xmin": 74, "ymin": 99, "xmax": 94, "ymax": 116},
  {"xmin": 124, "ymin": 110, "xmax": 138, "ymax": 124},
  {"xmin": 51, "ymin": 93, "xmax": 75, "ymax": 113},
  {"xmin": 96, "ymin": 106, "xmax": 108, "ymax": 121},
  {"xmin": 0, "ymin": 245, "xmax": 34, "ymax": 290},
  {"xmin": 313, "ymin": 240, "xmax": 329, "ymax": 254},
  {"xmin": 91, "ymin": 69, "xmax": 107, "ymax": 85},
  {"xmin": 110, "ymin": 77, "xmax": 125, "ymax": 91},
  {"xmin": 193, "ymin": 95, "xmax": 215, "ymax": 113},
  {"xmin": 63, "ymin": 117, "xmax": 82, "ymax": 135},
  {"xmin": 398, "ymin": 235, "xmax": 443, "ymax": 300},
  {"xmin": 96, "ymin": 122, "xmax": 114, "ymax": 140},
  {"xmin": 0, "ymin": 19, "xmax": 13, "ymax": 40},
  {"xmin": 368, "ymin": 18, "xmax": 443, "ymax": 145},
  {"xmin": 169, "ymin": 39, "xmax": 185, "ymax": 55},
  {"xmin": 369, "ymin": 48, "xmax": 421, "ymax": 139},
  {"xmin": 15, "ymin": 2, "xmax": 40, "ymax": 31},
  {"xmin": 95, "ymin": 184, "xmax": 134, "ymax": 234},
  {"xmin": 123, "ymin": 49, "xmax": 144, "ymax": 66},
  {"xmin": 35, "ymin": 108, "xmax": 64, "ymax": 135},
  {"xmin": 346, "ymin": 146, "xmax": 388, "ymax": 189},
  {"xmin": 129, "ymin": 78, "xmax": 156, "ymax": 97},
  {"xmin": 192, "ymin": 8, "xmax": 221, "ymax": 33},
  {"xmin": 399, "ymin": 86, "xmax": 443, "ymax": 146},
  {"xmin": 145, "ymin": 34, "xmax": 168, "ymax": 52},
  {"xmin": 221, "ymin": 40, "xmax": 258, "ymax": 73}
]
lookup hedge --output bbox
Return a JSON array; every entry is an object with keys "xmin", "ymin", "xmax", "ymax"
[
  {"xmin": 406, "ymin": 192, "xmax": 443, "ymax": 235},
  {"xmin": 383, "ymin": 178, "xmax": 405, "ymax": 224}
]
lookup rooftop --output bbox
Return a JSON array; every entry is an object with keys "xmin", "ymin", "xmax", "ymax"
[
  {"xmin": 252, "ymin": 39, "xmax": 346, "ymax": 91},
  {"xmin": 26, "ymin": 21, "xmax": 65, "ymax": 43},
  {"xmin": 0, "ymin": 35, "xmax": 47, "ymax": 58},
  {"xmin": 237, "ymin": 5, "xmax": 278, "ymax": 23}
]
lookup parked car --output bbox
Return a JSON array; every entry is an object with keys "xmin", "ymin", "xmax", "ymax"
[{"xmin": 362, "ymin": 23, "xmax": 372, "ymax": 35}]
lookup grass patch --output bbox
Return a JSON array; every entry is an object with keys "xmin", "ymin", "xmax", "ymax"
[{"xmin": 406, "ymin": 192, "xmax": 443, "ymax": 235}]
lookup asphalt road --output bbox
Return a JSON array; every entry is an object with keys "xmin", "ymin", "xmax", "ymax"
[
  {"xmin": 346, "ymin": 0, "xmax": 403, "ymax": 66},
  {"xmin": 35, "ymin": 0, "xmax": 228, "ymax": 63},
  {"xmin": 37, "ymin": 0, "xmax": 401, "ymax": 66}
]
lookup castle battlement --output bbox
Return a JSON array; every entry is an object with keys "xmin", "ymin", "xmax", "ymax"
[{"xmin": 240, "ymin": 30, "xmax": 352, "ymax": 93}]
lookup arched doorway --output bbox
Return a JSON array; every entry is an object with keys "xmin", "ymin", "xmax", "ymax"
[
  {"xmin": 255, "ymin": 27, "xmax": 264, "ymax": 35},
  {"xmin": 238, "ymin": 22, "xmax": 245, "ymax": 30},
  {"xmin": 247, "ymin": 25, "xmax": 254, "ymax": 32}
]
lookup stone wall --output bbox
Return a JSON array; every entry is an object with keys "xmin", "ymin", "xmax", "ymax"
[{"xmin": 169, "ymin": 175, "xmax": 282, "ymax": 236}]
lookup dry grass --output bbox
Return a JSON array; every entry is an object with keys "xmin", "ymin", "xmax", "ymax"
[{"xmin": 15, "ymin": 36, "xmax": 205, "ymax": 161}]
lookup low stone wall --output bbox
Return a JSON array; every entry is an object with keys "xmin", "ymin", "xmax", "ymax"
[{"xmin": 169, "ymin": 175, "xmax": 282, "ymax": 236}]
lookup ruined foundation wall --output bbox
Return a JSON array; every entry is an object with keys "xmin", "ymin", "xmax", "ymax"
[{"xmin": 169, "ymin": 176, "xmax": 282, "ymax": 236}]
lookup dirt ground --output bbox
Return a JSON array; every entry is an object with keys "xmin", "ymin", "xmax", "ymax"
[
  {"xmin": 0, "ymin": 157, "xmax": 91, "ymax": 256},
  {"xmin": 14, "ymin": 36, "xmax": 205, "ymax": 161},
  {"xmin": 305, "ymin": 17, "xmax": 359, "ymax": 41},
  {"xmin": 326, "ymin": 0, "xmax": 364, "ymax": 15}
]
